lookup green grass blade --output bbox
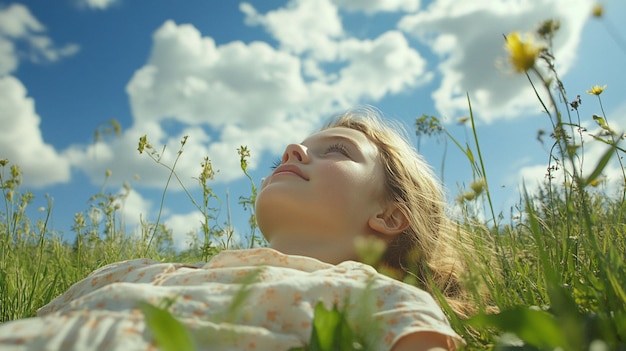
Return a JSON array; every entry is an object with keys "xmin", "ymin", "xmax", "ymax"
[
  {"xmin": 138, "ymin": 301, "xmax": 195, "ymax": 351},
  {"xmin": 582, "ymin": 143, "xmax": 616, "ymax": 187},
  {"xmin": 467, "ymin": 306, "xmax": 567, "ymax": 349}
]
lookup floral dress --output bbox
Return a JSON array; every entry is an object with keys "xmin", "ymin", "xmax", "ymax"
[{"xmin": 0, "ymin": 248, "xmax": 463, "ymax": 350}]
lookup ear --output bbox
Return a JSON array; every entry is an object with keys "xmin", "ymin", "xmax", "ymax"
[{"xmin": 368, "ymin": 205, "xmax": 409, "ymax": 237}]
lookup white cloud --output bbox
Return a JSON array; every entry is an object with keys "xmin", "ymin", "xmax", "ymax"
[
  {"xmin": 0, "ymin": 3, "xmax": 45, "ymax": 38},
  {"xmin": 65, "ymin": 122, "xmax": 167, "ymax": 188},
  {"xmin": 0, "ymin": 4, "xmax": 78, "ymax": 188},
  {"xmin": 515, "ymin": 163, "xmax": 551, "ymax": 192},
  {"xmin": 398, "ymin": 0, "xmax": 592, "ymax": 123},
  {"xmin": 75, "ymin": 0, "xmax": 120, "ymax": 11},
  {"xmin": 163, "ymin": 211, "xmax": 206, "ymax": 251},
  {"xmin": 512, "ymin": 130, "xmax": 626, "ymax": 201},
  {"xmin": 164, "ymin": 210, "xmax": 249, "ymax": 251},
  {"xmin": 607, "ymin": 100, "xmax": 626, "ymax": 133},
  {"xmin": 333, "ymin": 0, "xmax": 420, "ymax": 14},
  {"xmin": 241, "ymin": 0, "xmax": 343, "ymax": 60},
  {"xmin": 0, "ymin": 3, "xmax": 79, "ymax": 75},
  {"xmin": 65, "ymin": 121, "xmax": 249, "ymax": 202},
  {"xmin": 127, "ymin": 20, "xmax": 309, "ymax": 129},
  {"xmin": 334, "ymin": 30, "xmax": 430, "ymax": 101},
  {"xmin": 0, "ymin": 75, "xmax": 71, "ymax": 187},
  {"xmin": 113, "ymin": 186, "xmax": 153, "ymax": 230}
]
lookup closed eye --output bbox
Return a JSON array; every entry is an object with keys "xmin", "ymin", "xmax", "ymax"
[
  {"xmin": 325, "ymin": 143, "xmax": 350, "ymax": 157},
  {"xmin": 270, "ymin": 158, "xmax": 282, "ymax": 170}
]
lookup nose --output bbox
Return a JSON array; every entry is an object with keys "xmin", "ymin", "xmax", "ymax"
[{"xmin": 282, "ymin": 143, "xmax": 310, "ymax": 164}]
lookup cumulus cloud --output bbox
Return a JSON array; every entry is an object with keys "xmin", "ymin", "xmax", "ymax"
[
  {"xmin": 511, "ymin": 127, "xmax": 626, "ymax": 200},
  {"xmin": 0, "ymin": 4, "xmax": 78, "ymax": 188},
  {"xmin": 113, "ymin": 186, "xmax": 153, "ymax": 229},
  {"xmin": 75, "ymin": 0, "xmax": 120, "ymax": 11},
  {"xmin": 110, "ymin": 185, "xmax": 215, "ymax": 252},
  {"xmin": 333, "ymin": 0, "xmax": 420, "ymax": 14},
  {"xmin": 0, "ymin": 76, "xmax": 71, "ymax": 187},
  {"xmin": 334, "ymin": 30, "xmax": 430, "ymax": 101},
  {"xmin": 398, "ymin": 0, "xmax": 592, "ymax": 123},
  {"xmin": 241, "ymin": 0, "xmax": 343, "ymax": 60},
  {"xmin": 163, "ymin": 211, "xmax": 207, "ymax": 251},
  {"xmin": 0, "ymin": 3, "xmax": 79, "ymax": 75},
  {"xmin": 65, "ymin": 122, "xmax": 171, "ymax": 189},
  {"xmin": 127, "ymin": 20, "xmax": 309, "ymax": 130}
]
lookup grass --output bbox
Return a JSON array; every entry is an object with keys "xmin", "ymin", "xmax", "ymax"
[{"xmin": 1, "ymin": 14, "xmax": 626, "ymax": 351}]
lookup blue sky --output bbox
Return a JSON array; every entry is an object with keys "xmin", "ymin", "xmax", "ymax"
[{"xmin": 2, "ymin": 0, "xmax": 625, "ymax": 250}]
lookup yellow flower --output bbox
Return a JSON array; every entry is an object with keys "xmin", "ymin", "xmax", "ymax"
[
  {"xmin": 586, "ymin": 84, "xmax": 606, "ymax": 95},
  {"xmin": 592, "ymin": 4, "xmax": 603, "ymax": 17},
  {"xmin": 505, "ymin": 32, "xmax": 542, "ymax": 73}
]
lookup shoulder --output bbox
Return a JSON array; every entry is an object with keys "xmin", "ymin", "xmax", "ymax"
[
  {"xmin": 332, "ymin": 263, "xmax": 465, "ymax": 350},
  {"xmin": 391, "ymin": 331, "xmax": 454, "ymax": 351}
]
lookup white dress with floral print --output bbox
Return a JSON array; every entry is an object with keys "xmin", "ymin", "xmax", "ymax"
[{"xmin": 0, "ymin": 248, "xmax": 463, "ymax": 350}]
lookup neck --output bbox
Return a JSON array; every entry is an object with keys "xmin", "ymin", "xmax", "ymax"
[{"xmin": 268, "ymin": 235, "xmax": 359, "ymax": 265}]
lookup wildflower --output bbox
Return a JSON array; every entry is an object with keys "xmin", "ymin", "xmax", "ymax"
[
  {"xmin": 457, "ymin": 117, "xmax": 469, "ymax": 124},
  {"xmin": 200, "ymin": 157, "xmax": 215, "ymax": 182},
  {"xmin": 238, "ymin": 146, "xmax": 251, "ymax": 171},
  {"xmin": 10, "ymin": 164, "xmax": 20, "ymax": 179},
  {"xmin": 592, "ymin": 4, "xmax": 603, "ymax": 18},
  {"xmin": 586, "ymin": 84, "xmax": 606, "ymax": 95},
  {"xmin": 73, "ymin": 212, "xmax": 86, "ymax": 228},
  {"xmin": 105, "ymin": 169, "xmax": 112, "ymax": 178},
  {"xmin": 138, "ymin": 135, "xmax": 148, "ymax": 154},
  {"xmin": 536, "ymin": 19, "xmax": 560, "ymax": 39},
  {"xmin": 569, "ymin": 95, "xmax": 582, "ymax": 110},
  {"xmin": 505, "ymin": 32, "xmax": 542, "ymax": 73},
  {"xmin": 0, "ymin": 159, "xmax": 7, "ymax": 167}
]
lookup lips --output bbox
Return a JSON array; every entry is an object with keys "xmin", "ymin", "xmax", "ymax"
[{"xmin": 272, "ymin": 164, "xmax": 309, "ymax": 180}]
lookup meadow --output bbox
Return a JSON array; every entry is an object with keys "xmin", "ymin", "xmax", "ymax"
[{"xmin": 1, "ymin": 13, "xmax": 625, "ymax": 351}]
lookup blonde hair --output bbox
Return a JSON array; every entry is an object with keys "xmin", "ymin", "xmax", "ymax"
[{"xmin": 324, "ymin": 107, "xmax": 475, "ymax": 318}]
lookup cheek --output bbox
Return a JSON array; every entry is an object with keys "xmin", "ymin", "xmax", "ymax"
[{"xmin": 319, "ymin": 165, "xmax": 375, "ymax": 200}]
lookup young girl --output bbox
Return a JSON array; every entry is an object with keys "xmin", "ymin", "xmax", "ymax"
[{"xmin": 0, "ymin": 108, "xmax": 470, "ymax": 350}]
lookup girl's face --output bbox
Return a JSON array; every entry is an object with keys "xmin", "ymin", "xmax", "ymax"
[{"xmin": 256, "ymin": 127, "xmax": 388, "ymax": 263}]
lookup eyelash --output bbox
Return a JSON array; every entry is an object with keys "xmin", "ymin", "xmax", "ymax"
[
  {"xmin": 270, "ymin": 142, "xmax": 350, "ymax": 169},
  {"xmin": 326, "ymin": 143, "xmax": 350, "ymax": 156},
  {"xmin": 270, "ymin": 158, "xmax": 282, "ymax": 170}
]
